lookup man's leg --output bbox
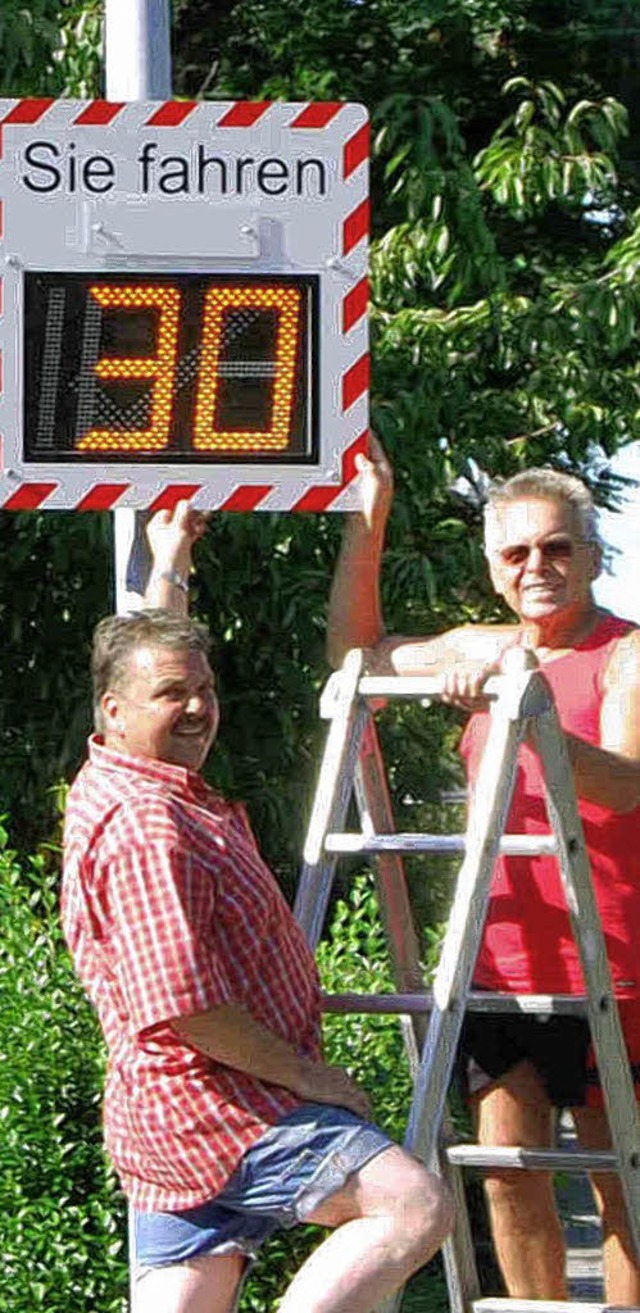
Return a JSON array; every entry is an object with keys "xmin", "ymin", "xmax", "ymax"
[
  {"xmin": 276, "ymin": 1144, "xmax": 452, "ymax": 1313},
  {"xmin": 473, "ymin": 1060, "xmax": 567, "ymax": 1299},
  {"xmin": 572, "ymin": 1104, "xmax": 640, "ymax": 1307},
  {"xmin": 132, "ymin": 1250, "xmax": 245, "ymax": 1313}
]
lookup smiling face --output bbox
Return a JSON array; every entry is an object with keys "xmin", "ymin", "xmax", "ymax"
[
  {"xmin": 485, "ymin": 496, "xmax": 601, "ymax": 627},
  {"xmin": 101, "ymin": 644, "xmax": 219, "ymax": 771}
]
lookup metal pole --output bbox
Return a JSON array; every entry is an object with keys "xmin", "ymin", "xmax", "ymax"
[
  {"xmin": 105, "ymin": 0, "xmax": 171, "ymax": 101},
  {"xmin": 104, "ymin": 0, "xmax": 172, "ymax": 612},
  {"xmin": 103, "ymin": 11, "xmax": 173, "ymax": 1302}
]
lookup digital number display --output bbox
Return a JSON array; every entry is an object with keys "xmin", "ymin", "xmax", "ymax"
[{"xmin": 24, "ymin": 273, "xmax": 317, "ymax": 464}]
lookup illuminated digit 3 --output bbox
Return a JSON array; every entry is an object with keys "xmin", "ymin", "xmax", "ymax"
[
  {"xmin": 77, "ymin": 284, "xmax": 180, "ymax": 452},
  {"xmin": 193, "ymin": 284, "xmax": 302, "ymax": 451}
]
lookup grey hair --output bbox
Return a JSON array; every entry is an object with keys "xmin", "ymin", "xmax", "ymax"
[
  {"xmin": 483, "ymin": 467, "xmax": 599, "ymax": 549},
  {"xmin": 92, "ymin": 609, "xmax": 212, "ymax": 733}
]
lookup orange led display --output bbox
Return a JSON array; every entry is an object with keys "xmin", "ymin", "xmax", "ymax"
[
  {"xmin": 25, "ymin": 273, "xmax": 313, "ymax": 463},
  {"xmin": 193, "ymin": 285, "xmax": 302, "ymax": 451},
  {"xmin": 77, "ymin": 284, "xmax": 180, "ymax": 452}
]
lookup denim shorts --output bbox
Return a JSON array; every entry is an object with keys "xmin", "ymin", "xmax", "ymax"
[{"xmin": 132, "ymin": 1100, "xmax": 394, "ymax": 1275}]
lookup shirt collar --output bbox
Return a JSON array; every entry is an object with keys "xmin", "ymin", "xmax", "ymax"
[{"xmin": 87, "ymin": 735, "xmax": 213, "ymax": 801}]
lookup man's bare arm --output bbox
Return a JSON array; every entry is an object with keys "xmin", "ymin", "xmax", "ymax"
[
  {"xmin": 327, "ymin": 439, "xmax": 393, "ymax": 667},
  {"xmin": 564, "ymin": 629, "xmax": 640, "ymax": 813},
  {"xmin": 171, "ymin": 1004, "xmax": 371, "ymax": 1119},
  {"xmin": 143, "ymin": 501, "xmax": 208, "ymax": 615},
  {"xmin": 370, "ymin": 626, "xmax": 514, "ymax": 677},
  {"xmin": 327, "ymin": 440, "xmax": 516, "ymax": 679}
]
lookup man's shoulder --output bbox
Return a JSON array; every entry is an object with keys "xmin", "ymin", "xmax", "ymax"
[
  {"xmin": 65, "ymin": 760, "xmax": 189, "ymax": 848},
  {"xmin": 603, "ymin": 618, "xmax": 640, "ymax": 686}
]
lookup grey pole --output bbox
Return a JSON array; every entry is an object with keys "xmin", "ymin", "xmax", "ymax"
[
  {"xmin": 104, "ymin": 0, "xmax": 172, "ymax": 612},
  {"xmin": 103, "ymin": 5, "xmax": 172, "ymax": 1301},
  {"xmin": 105, "ymin": 0, "xmax": 171, "ymax": 101}
]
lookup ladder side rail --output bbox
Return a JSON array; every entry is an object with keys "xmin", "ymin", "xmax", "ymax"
[
  {"xmin": 404, "ymin": 685, "xmax": 528, "ymax": 1169},
  {"xmin": 295, "ymin": 651, "xmax": 368, "ymax": 946},
  {"xmin": 378, "ymin": 674, "xmax": 537, "ymax": 1313},
  {"xmin": 295, "ymin": 700, "xmax": 369, "ymax": 947},
  {"xmin": 532, "ymin": 703, "xmax": 640, "ymax": 1258},
  {"xmin": 354, "ymin": 720, "xmax": 481, "ymax": 1313}
]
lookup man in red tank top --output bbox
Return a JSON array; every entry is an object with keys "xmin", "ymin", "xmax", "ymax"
[{"xmin": 328, "ymin": 439, "xmax": 640, "ymax": 1307}]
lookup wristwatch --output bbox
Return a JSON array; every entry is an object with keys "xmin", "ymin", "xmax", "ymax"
[{"xmin": 158, "ymin": 569, "xmax": 189, "ymax": 593}]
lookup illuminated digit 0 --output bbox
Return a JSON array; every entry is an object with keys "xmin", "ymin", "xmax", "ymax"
[
  {"xmin": 193, "ymin": 284, "xmax": 301, "ymax": 452},
  {"xmin": 77, "ymin": 284, "xmax": 180, "ymax": 452}
]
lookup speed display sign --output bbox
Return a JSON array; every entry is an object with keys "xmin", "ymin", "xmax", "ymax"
[
  {"xmin": 24, "ymin": 272, "xmax": 316, "ymax": 460},
  {"xmin": 0, "ymin": 99, "xmax": 369, "ymax": 511}
]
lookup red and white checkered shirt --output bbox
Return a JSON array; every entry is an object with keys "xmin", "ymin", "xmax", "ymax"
[{"xmin": 62, "ymin": 737, "xmax": 322, "ymax": 1212}]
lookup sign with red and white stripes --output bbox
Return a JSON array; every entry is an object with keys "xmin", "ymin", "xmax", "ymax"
[{"xmin": 0, "ymin": 99, "xmax": 368, "ymax": 511}]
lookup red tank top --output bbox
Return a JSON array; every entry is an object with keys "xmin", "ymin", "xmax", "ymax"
[{"xmin": 460, "ymin": 612, "xmax": 640, "ymax": 998}]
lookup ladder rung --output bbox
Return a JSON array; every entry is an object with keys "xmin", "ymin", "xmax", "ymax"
[
  {"xmin": 325, "ymin": 832, "xmax": 558, "ymax": 856},
  {"xmin": 473, "ymin": 1302, "xmax": 619, "ymax": 1312},
  {"xmin": 447, "ymin": 1145, "xmax": 616, "ymax": 1172},
  {"xmin": 318, "ymin": 671, "xmax": 510, "ymax": 716},
  {"xmin": 358, "ymin": 674, "xmax": 503, "ymax": 699},
  {"xmin": 321, "ymin": 991, "xmax": 588, "ymax": 1016}
]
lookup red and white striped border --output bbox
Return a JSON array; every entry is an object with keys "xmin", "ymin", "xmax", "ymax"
[{"xmin": 0, "ymin": 100, "xmax": 369, "ymax": 512}]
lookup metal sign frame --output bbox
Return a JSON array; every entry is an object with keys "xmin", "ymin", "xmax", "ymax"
[{"xmin": 0, "ymin": 98, "xmax": 369, "ymax": 512}]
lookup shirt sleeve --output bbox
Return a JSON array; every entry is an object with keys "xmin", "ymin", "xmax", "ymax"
[{"xmin": 99, "ymin": 797, "xmax": 234, "ymax": 1033}]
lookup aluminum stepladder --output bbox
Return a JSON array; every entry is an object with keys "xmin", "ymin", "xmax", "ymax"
[{"xmin": 293, "ymin": 647, "xmax": 640, "ymax": 1313}]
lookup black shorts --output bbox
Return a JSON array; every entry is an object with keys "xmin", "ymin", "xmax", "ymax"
[{"xmin": 458, "ymin": 1007, "xmax": 592, "ymax": 1108}]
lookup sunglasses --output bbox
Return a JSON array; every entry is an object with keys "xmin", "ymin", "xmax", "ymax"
[{"xmin": 498, "ymin": 535, "xmax": 583, "ymax": 568}]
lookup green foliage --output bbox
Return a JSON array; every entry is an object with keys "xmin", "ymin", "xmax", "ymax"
[
  {"xmin": 317, "ymin": 875, "xmax": 415, "ymax": 1132},
  {"xmin": 0, "ymin": 510, "xmax": 111, "ymax": 849},
  {"xmin": 2, "ymin": 0, "xmax": 640, "ymax": 881},
  {"xmin": 0, "ymin": 0, "xmax": 61, "ymax": 93},
  {"xmin": 54, "ymin": 1, "xmax": 103, "ymax": 98},
  {"xmin": 0, "ymin": 1, "xmax": 102, "ymax": 97},
  {"xmin": 0, "ymin": 822, "xmax": 127, "ymax": 1312},
  {"xmin": 2, "ymin": 5, "xmax": 636, "ymax": 1310}
]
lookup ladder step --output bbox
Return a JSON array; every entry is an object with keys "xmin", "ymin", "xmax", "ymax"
[
  {"xmin": 447, "ymin": 1145, "xmax": 616, "ymax": 1172},
  {"xmin": 473, "ymin": 1302, "xmax": 621, "ymax": 1312},
  {"xmin": 325, "ymin": 832, "xmax": 558, "ymax": 856},
  {"xmin": 321, "ymin": 991, "xmax": 587, "ymax": 1016},
  {"xmin": 358, "ymin": 674, "xmax": 503, "ymax": 699}
]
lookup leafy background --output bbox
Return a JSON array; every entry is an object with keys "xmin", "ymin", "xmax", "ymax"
[
  {"xmin": 2, "ymin": 1, "xmax": 640, "ymax": 874},
  {"xmin": 2, "ymin": 1, "xmax": 640, "ymax": 1308}
]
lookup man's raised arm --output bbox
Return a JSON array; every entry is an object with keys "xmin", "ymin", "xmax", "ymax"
[
  {"xmin": 326, "ymin": 437, "xmax": 393, "ymax": 667},
  {"xmin": 327, "ymin": 438, "xmax": 511, "ymax": 683},
  {"xmin": 143, "ymin": 501, "xmax": 208, "ymax": 615}
]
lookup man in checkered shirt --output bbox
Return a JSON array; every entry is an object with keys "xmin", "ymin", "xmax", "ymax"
[{"xmin": 62, "ymin": 504, "xmax": 452, "ymax": 1313}]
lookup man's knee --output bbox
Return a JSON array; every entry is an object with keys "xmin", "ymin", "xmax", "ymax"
[
  {"xmin": 311, "ymin": 1143, "xmax": 453, "ymax": 1260},
  {"xmin": 381, "ymin": 1155, "xmax": 454, "ymax": 1261},
  {"xmin": 406, "ymin": 1167, "xmax": 454, "ymax": 1259}
]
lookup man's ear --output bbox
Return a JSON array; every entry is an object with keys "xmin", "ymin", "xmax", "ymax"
[
  {"xmin": 590, "ymin": 541, "xmax": 603, "ymax": 581},
  {"xmin": 102, "ymin": 690, "xmax": 125, "ymax": 736}
]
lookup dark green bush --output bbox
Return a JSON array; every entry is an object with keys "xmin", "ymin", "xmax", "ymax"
[{"xmin": 0, "ymin": 822, "xmax": 127, "ymax": 1312}]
